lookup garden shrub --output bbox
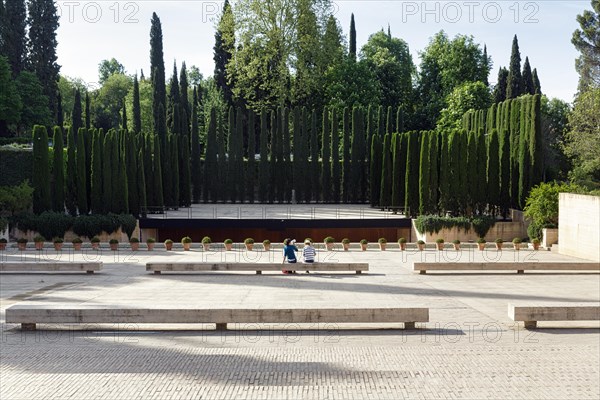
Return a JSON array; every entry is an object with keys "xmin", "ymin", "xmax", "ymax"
[{"xmin": 415, "ymin": 215, "xmax": 497, "ymax": 238}]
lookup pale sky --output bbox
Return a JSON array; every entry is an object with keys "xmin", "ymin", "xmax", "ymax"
[{"xmin": 55, "ymin": 1, "xmax": 588, "ymax": 103}]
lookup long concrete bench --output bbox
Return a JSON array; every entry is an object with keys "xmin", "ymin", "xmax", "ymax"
[
  {"xmin": 146, "ymin": 262, "xmax": 369, "ymax": 275},
  {"xmin": 508, "ymin": 304, "xmax": 600, "ymax": 329},
  {"xmin": 0, "ymin": 262, "xmax": 102, "ymax": 274},
  {"xmin": 414, "ymin": 262, "xmax": 600, "ymax": 274},
  {"xmin": 6, "ymin": 306, "xmax": 428, "ymax": 331}
]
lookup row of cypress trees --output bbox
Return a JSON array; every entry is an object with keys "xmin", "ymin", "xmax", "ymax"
[{"xmin": 31, "ymin": 96, "xmax": 541, "ymax": 215}]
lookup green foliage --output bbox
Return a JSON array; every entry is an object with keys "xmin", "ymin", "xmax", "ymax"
[
  {"xmin": 15, "ymin": 211, "xmax": 73, "ymax": 240},
  {"xmin": 32, "ymin": 125, "xmax": 51, "ymax": 213},
  {"xmin": 437, "ymin": 82, "xmax": 491, "ymax": 131},
  {"xmin": 506, "ymin": 35, "xmax": 523, "ymax": 99},
  {"xmin": 415, "ymin": 215, "xmax": 496, "ymax": 237},
  {"xmin": 572, "ymin": 0, "xmax": 600, "ymax": 92},
  {"xmin": 76, "ymin": 128, "xmax": 88, "ymax": 214},
  {"xmin": 51, "ymin": 126, "xmax": 64, "ymax": 212},
  {"xmin": 0, "ymin": 180, "xmax": 33, "ymax": 216},
  {"xmin": 0, "ymin": 146, "xmax": 32, "ymax": 186},
  {"xmin": 524, "ymin": 181, "xmax": 583, "ymax": 227},
  {"xmin": 15, "ymin": 71, "xmax": 51, "ymax": 132}
]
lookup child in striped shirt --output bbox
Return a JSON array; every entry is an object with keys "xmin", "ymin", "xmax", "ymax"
[{"xmin": 303, "ymin": 239, "xmax": 316, "ymax": 273}]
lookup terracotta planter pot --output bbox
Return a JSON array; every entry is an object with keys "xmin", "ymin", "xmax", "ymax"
[
  {"xmin": 513, "ymin": 243, "xmax": 521, "ymax": 251},
  {"xmin": 130, "ymin": 242, "xmax": 140, "ymax": 251},
  {"xmin": 225, "ymin": 243, "xmax": 233, "ymax": 251},
  {"xmin": 532, "ymin": 243, "xmax": 540, "ymax": 251},
  {"xmin": 18, "ymin": 243, "xmax": 27, "ymax": 251},
  {"xmin": 110, "ymin": 243, "xmax": 118, "ymax": 251},
  {"xmin": 436, "ymin": 243, "xmax": 444, "ymax": 251},
  {"xmin": 417, "ymin": 243, "xmax": 425, "ymax": 251},
  {"xmin": 495, "ymin": 243, "xmax": 503, "ymax": 251},
  {"xmin": 478, "ymin": 243, "xmax": 486, "ymax": 251},
  {"xmin": 325, "ymin": 243, "xmax": 334, "ymax": 251},
  {"xmin": 453, "ymin": 244, "xmax": 461, "ymax": 251},
  {"xmin": 73, "ymin": 243, "xmax": 83, "ymax": 251},
  {"xmin": 165, "ymin": 243, "xmax": 173, "ymax": 251},
  {"xmin": 245, "ymin": 244, "xmax": 254, "ymax": 251},
  {"xmin": 0, "ymin": 243, "xmax": 6, "ymax": 251},
  {"xmin": 147, "ymin": 243, "xmax": 155, "ymax": 251},
  {"xmin": 398, "ymin": 243, "xmax": 407, "ymax": 251},
  {"xmin": 379, "ymin": 243, "xmax": 387, "ymax": 251},
  {"xmin": 203, "ymin": 243, "xmax": 211, "ymax": 251},
  {"xmin": 91, "ymin": 242, "xmax": 100, "ymax": 250},
  {"xmin": 34, "ymin": 242, "xmax": 44, "ymax": 251},
  {"xmin": 53, "ymin": 243, "xmax": 63, "ymax": 251},
  {"xmin": 343, "ymin": 243, "xmax": 350, "ymax": 251},
  {"xmin": 360, "ymin": 244, "xmax": 368, "ymax": 251},
  {"xmin": 183, "ymin": 243, "xmax": 191, "ymax": 251},
  {"xmin": 263, "ymin": 244, "xmax": 271, "ymax": 252}
]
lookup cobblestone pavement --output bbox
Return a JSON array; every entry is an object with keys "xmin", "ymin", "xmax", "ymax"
[{"xmin": 1, "ymin": 247, "xmax": 599, "ymax": 399}]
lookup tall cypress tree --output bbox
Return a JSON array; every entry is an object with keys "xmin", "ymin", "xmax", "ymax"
[
  {"xmin": 90, "ymin": 129, "xmax": 103, "ymax": 213},
  {"xmin": 438, "ymin": 132, "xmax": 451, "ymax": 213},
  {"xmin": 179, "ymin": 134, "xmax": 191, "ymax": 207},
  {"xmin": 72, "ymin": 89, "xmax": 82, "ymax": 138},
  {"xmin": 349, "ymin": 13, "xmax": 357, "ymax": 62},
  {"xmin": 101, "ymin": 131, "xmax": 113, "ymax": 212},
  {"xmin": 258, "ymin": 109, "xmax": 269, "ymax": 203},
  {"xmin": 494, "ymin": 67, "xmax": 508, "ymax": 103},
  {"xmin": 269, "ymin": 110, "xmax": 277, "ymax": 203},
  {"xmin": 380, "ymin": 133, "xmax": 392, "ymax": 209},
  {"xmin": 153, "ymin": 135, "xmax": 165, "ymax": 210},
  {"xmin": 2, "ymin": 0, "xmax": 27, "ymax": 77},
  {"xmin": 226, "ymin": 107, "xmax": 236, "ymax": 202},
  {"xmin": 532, "ymin": 68, "xmax": 542, "ymax": 94},
  {"xmin": 321, "ymin": 108, "xmax": 331, "ymax": 202},
  {"xmin": 179, "ymin": 62, "xmax": 190, "ymax": 136},
  {"xmin": 121, "ymin": 101, "xmax": 128, "ymax": 131},
  {"xmin": 476, "ymin": 129, "xmax": 487, "ymax": 212},
  {"xmin": 404, "ymin": 131, "xmax": 420, "ymax": 217},
  {"xmin": 530, "ymin": 94, "xmax": 543, "ymax": 188},
  {"xmin": 509, "ymin": 99, "xmax": 520, "ymax": 208},
  {"xmin": 204, "ymin": 107, "xmax": 218, "ymax": 203},
  {"xmin": 506, "ymin": 35, "xmax": 523, "ymax": 99},
  {"xmin": 518, "ymin": 97, "xmax": 531, "ymax": 209},
  {"xmin": 341, "ymin": 107, "xmax": 350, "ymax": 203},
  {"xmin": 522, "ymin": 57, "xmax": 535, "ymax": 95},
  {"xmin": 125, "ymin": 133, "xmax": 138, "ymax": 215},
  {"xmin": 428, "ymin": 132, "xmax": 439, "ymax": 214},
  {"xmin": 85, "ymin": 92, "xmax": 91, "ymax": 130},
  {"xmin": 150, "ymin": 12, "xmax": 166, "ymax": 142},
  {"xmin": 214, "ymin": 0, "xmax": 235, "ymax": 106},
  {"xmin": 310, "ymin": 110, "xmax": 320, "ymax": 201},
  {"xmin": 418, "ymin": 132, "xmax": 431, "ymax": 215},
  {"xmin": 247, "ymin": 109, "xmax": 256, "ymax": 203},
  {"xmin": 56, "ymin": 91, "xmax": 63, "ymax": 129},
  {"xmin": 499, "ymin": 126, "xmax": 511, "ymax": 218},
  {"xmin": 217, "ymin": 109, "xmax": 227, "ymax": 202},
  {"xmin": 282, "ymin": 107, "xmax": 290, "ymax": 203},
  {"xmin": 32, "ymin": 125, "xmax": 51, "ymax": 214},
  {"xmin": 137, "ymin": 148, "xmax": 147, "ymax": 216},
  {"xmin": 350, "ymin": 107, "xmax": 361, "ymax": 203},
  {"xmin": 144, "ymin": 133, "xmax": 155, "ymax": 208},
  {"xmin": 27, "ymin": 0, "xmax": 60, "ymax": 120},
  {"xmin": 466, "ymin": 131, "xmax": 478, "ymax": 210},
  {"xmin": 167, "ymin": 62, "xmax": 181, "ymax": 135},
  {"xmin": 65, "ymin": 127, "xmax": 77, "ymax": 215},
  {"xmin": 76, "ymin": 128, "xmax": 88, "ymax": 215},
  {"xmin": 357, "ymin": 109, "xmax": 368, "ymax": 203},
  {"xmin": 370, "ymin": 134, "xmax": 382, "ymax": 207},
  {"xmin": 396, "ymin": 106, "xmax": 404, "ymax": 134},
  {"xmin": 331, "ymin": 107, "xmax": 341, "ymax": 203},
  {"xmin": 292, "ymin": 107, "xmax": 303, "ymax": 202},
  {"xmin": 302, "ymin": 108, "xmax": 312, "ymax": 203},
  {"xmin": 169, "ymin": 135, "xmax": 180, "ymax": 208},
  {"xmin": 51, "ymin": 126, "xmax": 64, "ymax": 212},
  {"xmin": 386, "ymin": 106, "xmax": 394, "ymax": 135},
  {"xmin": 133, "ymin": 74, "xmax": 142, "ymax": 133},
  {"xmin": 391, "ymin": 133, "xmax": 406, "ymax": 211},
  {"xmin": 458, "ymin": 131, "xmax": 469, "ymax": 214},
  {"xmin": 190, "ymin": 88, "xmax": 202, "ymax": 202},
  {"xmin": 487, "ymin": 129, "xmax": 500, "ymax": 214}
]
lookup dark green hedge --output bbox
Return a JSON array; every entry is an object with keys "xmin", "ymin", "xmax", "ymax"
[
  {"xmin": 415, "ymin": 215, "xmax": 497, "ymax": 238},
  {"xmin": 0, "ymin": 147, "xmax": 33, "ymax": 186}
]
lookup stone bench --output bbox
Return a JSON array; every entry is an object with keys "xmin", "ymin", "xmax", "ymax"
[
  {"xmin": 146, "ymin": 262, "xmax": 369, "ymax": 275},
  {"xmin": 6, "ymin": 306, "xmax": 428, "ymax": 331},
  {"xmin": 508, "ymin": 304, "xmax": 600, "ymax": 329},
  {"xmin": 0, "ymin": 262, "xmax": 102, "ymax": 274},
  {"xmin": 414, "ymin": 262, "xmax": 600, "ymax": 274}
]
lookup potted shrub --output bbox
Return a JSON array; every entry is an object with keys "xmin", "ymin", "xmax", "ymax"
[
  {"xmin": 201, "ymin": 236, "xmax": 211, "ymax": 251},
  {"xmin": 33, "ymin": 235, "xmax": 45, "ymax": 251},
  {"xmin": 72, "ymin": 237, "xmax": 83, "ymax": 251},
  {"xmin": 129, "ymin": 237, "xmax": 140, "ymax": 251},
  {"xmin": 146, "ymin": 237, "xmax": 156, "ymax": 251},
  {"xmin": 109, "ymin": 239, "xmax": 119, "ymax": 251},
  {"xmin": 263, "ymin": 239, "xmax": 271, "ymax": 251},
  {"xmin": 17, "ymin": 238, "xmax": 27, "ymax": 251},
  {"xmin": 342, "ymin": 238, "xmax": 350, "ymax": 251},
  {"xmin": 531, "ymin": 238, "xmax": 541, "ymax": 251},
  {"xmin": 378, "ymin": 238, "xmax": 387, "ymax": 251},
  {"xmin": 91, "ymin": 236, "xmax": 101, "ymax": 250},
  {"xmin": 224, "ymin": 238, "xmax": 233, "ymax": 251},
  {"xmin": 417, "ymin": 240, "xmax": 425, "ymax": 251},
  {"xmin": 0, "ymin": 238, "xmax": 7, "ymax": 251},
  {"xmin": 53, "ymin": 237, "xmax": 64, "ymax": 251},
  {"xmin": 452, "ymin": 239, "xmax": 461, "ymax": 251},
  {"xmin": 512, "ymin": 237, "xmax": 522, "ymax": 251},
  {"xmin": 324, "ymin": 236, "xmax": 335, "ymax": 251},
  {"xmin": 398, "ymin": 237, "xmax": 407, "ymax": 251},
  {"xmin": 360, "ymin": 239, "xmax": 368, "ymax": 251},
  {"xmin": 495, "ymin": 238, "xmax": 503, "ymax": 251},
  {"xmin": 244, "ymin": 238, "xmax": 254, "ymax": 251},
  {"xmin": 164, "ymin": 239, "xmax": 174, "ymax": 251},
  {"xmin": 476, "ymin": 238, "xmax": 486, "ymax": 251},
  {"xmin": 435, "ymin": 238, "xmax": 445, "ymax": 251},
  {"xmin": 181, "ymin": 236, "xmax": 192, "ymax": 251}
]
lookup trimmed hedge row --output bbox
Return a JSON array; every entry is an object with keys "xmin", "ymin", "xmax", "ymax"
[{"xmin": 415, "ymin": 215, "xmax": 497, "ymax": 238}]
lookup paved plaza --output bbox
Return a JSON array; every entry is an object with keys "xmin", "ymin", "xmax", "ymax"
[{"xmin": 1, "ymin": 246, "xmax": 599, "ymax": 399}]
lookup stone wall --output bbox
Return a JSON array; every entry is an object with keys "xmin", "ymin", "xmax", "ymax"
[{"xmin": 558, "ymin": 193, "xmax": 600, "ymax": 262}]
